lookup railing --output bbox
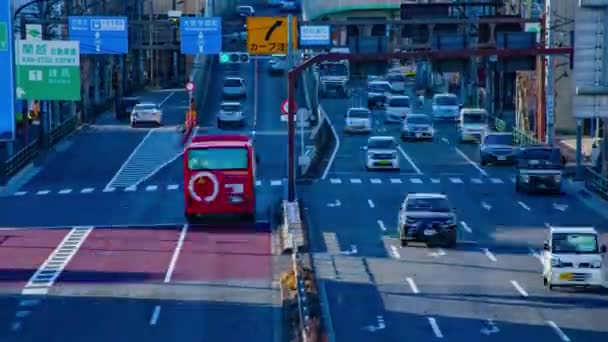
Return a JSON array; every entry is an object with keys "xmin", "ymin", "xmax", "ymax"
[
  {"xmin": 584, "ymin": 167, "xmax": 608, "ymax": 200},
  {"xmin": 492, "ymin": 116, "xmax": 541, "ymax": 145},
  {"xmin": 48, "ymin": 116, "xmax": 79, "ymax": 146},
  {"xmin": 302, "ymin": 0, "xmax": 401, "ymax": 20},
  {"xmin": 3, "ymin": 139, "xmax": 40, "ymax": 180}
]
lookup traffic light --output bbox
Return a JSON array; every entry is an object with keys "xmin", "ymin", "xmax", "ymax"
[{"xmin": 219, "ymin": 52, "xmax": 250, "ymax": 64}]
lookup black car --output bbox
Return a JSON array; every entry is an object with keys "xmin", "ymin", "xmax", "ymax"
[
  {"xmin": 480, "ymin": 132, "xmax": 518, "ymax": 165},
  {"xmin": 398, "ymin": 193, "xmax": 457, "ymax": 248},
  {"xmin": 515, "ymin": 145, "xmax": 565, "ymax": 194},
  {"xmin": 366, "ymin": 81, "xmax": 393, "ymax": 109}
]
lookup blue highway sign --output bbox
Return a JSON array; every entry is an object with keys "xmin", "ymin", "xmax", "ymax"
[
  {"xmin": 68, "ymin": 16, "xmax": 128, "ymax": 54},
  {"xmin": 0, "ymin": 1, "xmax": 16, "ymax": 141},
  {"xmin": 180, "ymin": 17, "xmax": 222, "ymax": 55}
]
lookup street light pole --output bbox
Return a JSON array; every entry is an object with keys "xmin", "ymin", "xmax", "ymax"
[{"xmin": 287, "ymin": 14, "xmax": 295, "ymax": 202}]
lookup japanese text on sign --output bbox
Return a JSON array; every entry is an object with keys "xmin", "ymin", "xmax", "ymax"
[
  {"xmin": 182, "ymin": 18, "xmax": 220, "ymax": 31},
  {"xmin": 246, "ymin": 16, "xmax": 298, "ymax": 55},
  {"xmin": 17, "ymin": 42, "xmax": 79, "ymax": 65},
  {"xmin": 69, "ymin": 18, "xmax": 126, "ymax": 31}
]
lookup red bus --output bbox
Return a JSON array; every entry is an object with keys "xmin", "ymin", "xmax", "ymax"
[{"xmin": 184, "ymin": 135, "xmax": 257, "ymax": 223}]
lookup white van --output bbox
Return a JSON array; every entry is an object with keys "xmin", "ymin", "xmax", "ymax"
[
  {"xmin": 432, "ymin": 93, "xmax": 461, "ymax": 120},
  {"xmin": 384, "ymin": 95, "xmax": 411, "ymax": 123},
  {"xmin": 344, "ymin": 107, "xmax": 372, "ymax": 133},
  {"xmin": 458, "ymin": 108, "xmax": 488, "ymax": 142},
  {"xmin": 543, "ymin": 226, "xmax": 606, "ymax": 290}
]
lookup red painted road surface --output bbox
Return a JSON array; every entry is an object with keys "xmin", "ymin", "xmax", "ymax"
[{"xmin": 0, "ymin": 229, "xmax": 70, "ymax": 289}]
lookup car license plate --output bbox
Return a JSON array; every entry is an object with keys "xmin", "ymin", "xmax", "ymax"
[
  {"xmin": 497, "ymin": 156, "xmax": 507, "ymax": 161},
  {"xmin": 423, "ymin": 229, "xmax": 436, "ymax": 236},
  {"xmin": 377, "ymin": 161, "xmax": 390, "ymax": 165},
  {"xmin": 559, "ymin": 273, "xmax": 573, "ymax": 280}
]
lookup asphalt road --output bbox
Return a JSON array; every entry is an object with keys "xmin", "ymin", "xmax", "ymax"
[{"xmin": 300, "ymin": 87, "xmax": 608, "ymax": 341}]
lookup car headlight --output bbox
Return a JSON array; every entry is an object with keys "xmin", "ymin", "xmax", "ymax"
[
  {"xmin": 592, "ymin": 260, "xmax": 602, "ymax": 268},
  {"xmin": 551, "ymin": 257, "xmax": 563, "ymax": 268}
]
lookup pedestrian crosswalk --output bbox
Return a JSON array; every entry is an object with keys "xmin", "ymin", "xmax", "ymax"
[{"xmin": 325, "ymin": 175, "xmax": 515, "ymax": 186}]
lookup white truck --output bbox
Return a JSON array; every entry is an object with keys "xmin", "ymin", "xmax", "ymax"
[{"xmin": 318, "ymin": 47, "xmax": 351, "ymax": 98}]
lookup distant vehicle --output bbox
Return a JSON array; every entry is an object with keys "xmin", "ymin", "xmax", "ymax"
[
  {"xmin": 385, "ymin": 95, "xmax": 412, "ymax": 123},
  {"xmin": 515, "ymin": 145, "xmax": 565, "ymax": 194},
  {"xmin": 237, "ymin": 5, "xmax": 255, "ymax": 16},
  {"xmin": 130, "ymin": 103, "xmax": 162, "ymax": 127},
  {"xmin": 319, "ymin": 51, "xmax": 350, "ymax": 97},
  {"xmin": 184, "ymin": 135, "xmax": 258, "ymax": 223},
  {"xmin": 222, "ymin": 77, "xmax": 246, "ymax": 99},
  {"xmin": 387, "ymin": 73, "xmax": 407, "ymax": 94},
  {"xmin": 401, "ymin": 114, "xmax": 434, "ymax": 141},
  {"xmin": 217, "ymin": 101, "xmax": 245, "ymax": 128},
  {"xmin": 366, "ymin": 78, "xmax": 393, "ymax": 109},
  {"xmin": 480, "ymin": 132, "xmax": 518, "ymax": 165},
  {"xmin": 543, "ymin": 226, "xmax": 606, "ymax": 290},
  {"xmin": 398, "ymin": 193, "xmax": 457, "ymax": 248},
  {"xmin": 344, "ymin": 107, "xmax": 372, "ymax": 133},
  {"xmin": 117, "ymin": 96, "xmax": 141, "ymax": 120},
  {"xmin": 432, "ymin": 93, "xmax": 461, "ymax": 121},
  {"xmin": 280, "ymin": 0, "xmax": 299, "ymax": 12},
  {"xmin": 268, "ymin": 56, "xmax": 286, "ymax": 74},
  {"xmin": 264, "ymin": 0, "xmax": 283, "ymax": 7},
  {"xmin": 458, "ymin": 108, "xmax": 488, "ymax": 142},
  {"xmin": 362, "ymin": 136, "xmax": 400, "ymax": 170}
]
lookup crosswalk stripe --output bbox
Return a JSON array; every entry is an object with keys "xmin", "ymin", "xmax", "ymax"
[
  {"xmin": 145, "ymin": 185, "xmax": 158, "ymax": 191},
  {"xmin": 270, "ymin": 180, "xmax": 283, "ymax": 186},
  {"xmin": 14, "ymin": 191, "xmax": 27, "ymax": 196},
  {"xmin": 102, "ymin": 187, "xmax": 116, "ymax": 193},
  {"xmin": 449, "ymin": 177, "xmax": 463, "ymax": 184},
  {"xmin": 370, "ymin": 178, "xmax": 382, "ymax": 184},
  {"xmin": 167, "ymin": 184, "xmax": 179, "ymax": 190},
  {"xmin": 430, "ymin": 178, "xmax": 440, "ymax": 184},
  {"xmin": 36, "ymin": 190, "xmax": 50, "ymax": 195},
  {"xmin": 330, "ymin": 178, "xmax": 342, "ymax": 184},
  {"xmin": 255, "ymin": 180, "xmax": 262, "ymax": 186},
  {"xmin": 490, "ymin": 178, "xmax": 504, "ymax": 184},
  {"xmin": 410, "ymin": 178, "xmax": 423, "ymax": 184},
  {"xmin": 125, "ymin": 186, "xmax": 137, "ymax": 192},
  {"xmin": 81, "ymin": 188, "xmax": 94, "ymax": 194},
  {"xmin": 390, "ymin": 178, "xmax": 402, "ymax": 184},
  {"xmin": 58, "ymin": 189, "xmax": 72, "ymax": 195},
  {"xmin": 350, "ymin": 178, "xmax": 362, "ymax": 184},
  {"xmin": 471, "ymin": 178, "xmax": 483, "ymax": 184}
]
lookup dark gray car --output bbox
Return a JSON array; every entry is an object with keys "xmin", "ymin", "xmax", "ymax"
[{"xmin": 480, "ymin": 132, "xmax": 518, "ymax": 165}]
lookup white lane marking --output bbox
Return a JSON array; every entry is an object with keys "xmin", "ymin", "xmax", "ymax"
[
  {"xmin": 449, "ymin": 177, "xmax": 463, "ymax": 184},
  {"xmin": 125, "ymin": 186, "xmax": 137, "ymax": 192},
  {"xmin": 167, "ymin": 184, "xmax": 179, "ymax": 190},
  {"xmin": 145, "ymin": 185, "xmax": 158, "ymax": 192},
  {"xmin": 330, "ymin": 178, "xmax": 342, "ymax": 184},
  {"xmin": 81, "ymin": 188, "xmax": 94, "ymax": 194},
  {"xmin": 164, "ymin": 224, "xmax": 188, "ymax": 283},
  {"xmin": 149, "ymin": 305, "xmax": 161, "ymax": 326},
  {"xmin": 406, "ymin": 277, "xmax": 419, "ymax": 294},
  {"xmin": 510, "ymin": 280, "xmax": 529, "ymax": 297},
  {"xmin": 15, "ymin": 310, "xmax": 30, "ymax": 318},
  {"xmin": 14, "ymin": 191, "xmax": 27, "ymax": 196},
  {"xmin": 410, "ymin": 178, "xmax": 423, "ymax": 184},
  {"xmin": 490, "ymin": 178, "xmax": 504, "ymax": 184},
  {"xmin": 36, "ymin": 190, "xmax": 50, "ymax": 195},
  {"xmin": 390, "ymin": 245, "xmax": 401, "ymax": 258},
  {"xmin": 427, "ymin": 317, "xmax": 444, "ymax": 338},
  {"xmin": 390, "ymin": 178, "xmax": 402, "ymax": 184},
  {"xmin": 546, "ymin": 321, "xmax": 571, "ymax": 342},
  {"xmin": 104, "ymin": 129, "xmax": 154, "ymax": 191},
  {"xmin": 441, "ymin": 137, "xmax": 449, "ymax": 143},
  {"xmin": 471, "ymin": 178, "xmax": 483, "ymax": 184},
  {"xmin": 517, "ymin": 201, "xmax": 531, "ymax": 211},
  {"xmin": 377, "ymin": 220, "xmax": 386, "ymax": 231},
  {"xmin": 481, "ymin": 201, "xmax": 492, "ymax": 210},
  {"xmin": 430, "ymin": 178, "xmax": 440, "ymax": 184},
  {"xmin": 368, "ymin": 199, "xmax": 375, "ymax": 208},
  {"xmin": 481, "ymin": 248, "xmax": 497, "ymax": 262},
  {"xmin": 370, "ymin": 178, "xmax": 382, "ymax": 184},
  {"xmin": 397, "ymin": 145, "xmax": 423, "ymax": 175},
  {"xmin": 454, "ymin": 147, "xmax": 488, "ymax": 176},
  {"xmin": 103, "ymin": 187, "xmax": 116, "ymax": 193},
  {"xmin": 321, "ymin": 108, "xmax": 340, "ymax": 180},
  {"xmin": 255, "ymin": 180, "xmax": 262, "ymax": 186},
  {"xmin": 529, "ymin": 248, "xmax": 543, "ymax": 264},
  {"xmin": 460, "ymin": 221, "xmax": 472, "ymax": 233},
  {"xmin": 270, "ymin": 180, "xmax": 283, "ymax": 186},
  {"xmin": 19, "ymin": 299, "xmax": 40, "ymax": 307},
  {"xmin": 58, "ymin": 189, "xmax": 72, "ymax": 195},
  {"xmin": 158, "ymin": 91, "xmax": 176, "ymax": 106},
  {"xmin": 350, "ymin": 178, "xmax": 362, "ymax": 184}
]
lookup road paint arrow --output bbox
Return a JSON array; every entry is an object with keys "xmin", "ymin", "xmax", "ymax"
[
  {"xmin": 553, "ymin": 203, "xmax": 568, "ymax": 212},
  {"xmin": 326, "ymin": 200, "xmax": 341, "ymax": 207},
  {"xmin": 480, "ymin": 319, "xmax": 500, "ymax": 335},
  {"xmin": 429, "ymin": 249, "xmax": 446, "ymax": 258},
  {"xmin": 481, "ymin": 201, "xmax": 492, "ymax": 210}
]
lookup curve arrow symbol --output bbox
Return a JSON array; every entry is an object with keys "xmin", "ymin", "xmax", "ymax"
[{"xmin": 265, "ymin": 20, "xmax": 283, "ymax": 41}]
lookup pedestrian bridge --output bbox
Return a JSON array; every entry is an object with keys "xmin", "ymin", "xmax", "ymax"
[{"xmin": 302, "ymin": 0, "xmax": 402, "ymax": 21}]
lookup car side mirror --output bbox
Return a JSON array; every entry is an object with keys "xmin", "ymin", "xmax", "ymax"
[
  {"xmin": 601, "ymin": 245, "xmax": 607, "ymax": 253},
  {"xmin": 543, "ymin": 241, "xmax": 550, "ymax": 251}
]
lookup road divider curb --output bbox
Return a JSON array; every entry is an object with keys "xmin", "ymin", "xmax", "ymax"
[{"xmin": 279, "ymin": 200, "xmax": 323, "ymax": 342}]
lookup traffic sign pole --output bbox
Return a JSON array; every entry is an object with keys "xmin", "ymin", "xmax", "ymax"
[{"xmin": 287, "ymin": 14, "xmax": 296, "ymax": 202}]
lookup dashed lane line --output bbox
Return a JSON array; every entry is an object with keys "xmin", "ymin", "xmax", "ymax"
[
  {"xmin": 377, "ymin": 220, "xmax": 386, "ymax": 231},
  {"xmin": 367, "ymin": 199, "xmax": 375, "ymax": 208},
  {"xmin": 481, "ymin": 248, "xmax": 497, "ymax": 262},
  {"xmin": 390, "ymin": 178, "xmax": 402, "ymax": 184},
  {"xmin": 546, "ymin": 321, "xmax": 571, "ymax": 342},
  {"xmin": 454, "ymin": 146, "xmax": 489, "ymax": 177},
  {"xmin": 330, "ymin": 178, "xmax": 342, "ymax": 184},
  {"xmin": 406, "ymin": 277, "xmax": 419, "ymax": 294},
  {"xmin": 164, "ymin": 224, "xmax": 188, "ymax": 283},
  {"xmin": 510, "ymin": 280, "xmax": 529, "ymax": 297},
  {"xmin": 350, "ymin": 178, "xmax": 362, "ymax": 184},
  {"xmin": 390, "ymin": 245, "xmax": 401, "ymax": 259},
  {"xmin": 397, "ymin": 145, "xmax": 423, "ymax": 175},
  {"xmin": 149, "ymin": 305, "xmax": 162, "ymax": 326},
  {"xmin": 22, "ymin": 226, "xmax": 94, "ymax": 295},
  {"xmin": 427, "ymin": 317, "xmax": 444, "ymax": 338},
  {"xmin": 459, "ymin": 221, "xmax": 472, "ymax": 233},
  {"xmin": 518, "ymin": 201, "xmax": 531, "ymax": 211}
]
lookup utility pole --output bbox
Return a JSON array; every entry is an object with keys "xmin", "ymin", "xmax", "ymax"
[
  {"xmin": 287, "ymin": 14, "xmax": 295, "ymax": 202},
  {"xmin": 545, "ymin": 0, "xmax": 555, "ymax": 145},
  {"xmin": 149, "ymin": 0, "xmax": 154, "ymax": 86}
]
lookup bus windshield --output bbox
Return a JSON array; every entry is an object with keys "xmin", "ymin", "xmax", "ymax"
[
  {"xmin": 187, "ymin": 148, "xmax": 248, "ymax": 170},
  {"xmin": 463, "ymin": 113, "xmax": 485, "ymax": 124}
]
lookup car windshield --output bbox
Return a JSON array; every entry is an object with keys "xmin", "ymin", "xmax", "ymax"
[
  {"xmin": 388, "ymin": 98, "xmax": 411, "ymax": 107},
  {"xmin": 134, "ymin": 104, "xmax": 157, "ymax": 111},
  {"xmin": 187, "ymin": 148, "xmax": 248, "ymax": 170},
  {"xmin": 552, "ymin": 233, "xmax": 599, "ymax": 254},
  {"xmin": 224, "ymin": 79, "xmax": 242, "ymax": 87},
  {"xmin": 407, "ymin": 198, "xmax": 451, "ymax": 212},
  {"xmin": 435, "ymin": 96, "xmax": 458, "ymax": 106},
  {"xmin": 348, "ymin": 110, "xmax": 370, "ymax": 118},
  {"xmin": 463, "ymin": 113, "xmax": 485, "ymax": 124},
  {"xmin": 368, "ymin": 139, "xmax": 395, "ymax": 149},
  {"xmin": 221, "ymin": 104, "xmax": 241, "ymax": 112},
  {"xmin": 320, "ymin": 63, "xmax": 347, "ymax": 76},
  {"xmin": 388, "ymin": 74, "xmax": 405, "ymax": 82},
  {"xmin": 484, "ymin": 134, "xmax": 514, "ymax": 145},
  {"xmin": 369, "ymin": 83, "xmax": 391, "ymax": 92},
  {"xmin": 519, "ymin": 148, "xmax": 560, "ymax": 161},
  {"xmin": 407, "ymin": 116, "xmax": 431, "ymax": 125}
]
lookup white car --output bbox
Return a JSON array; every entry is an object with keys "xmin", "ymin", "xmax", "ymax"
[
  {"xmin": 268, "ymin": 56, "xmax": 286, "ymax": 74},
  {"xmin": 222, "ymin": 77, "xmax": 246, "ymax": 99},
  {"xmin": 363, "ymin": 136, "xmax": 400, "ymax": 170},
  {"xmin": 237, "ymin": 5, "xmax": 255, "ymax": 16},
  {"xmin": 131, "ymin": 103, "xmax": 162, "ymax": 127},
  {"xmin": 401, "ymin": 114, "xmax": 434, "ymax": 140},
  {"xmin": 432, "ymin": 93, "xmax": 461, "ymax": 120},
  {"xmin": 459, "ymin": 108, "xmax": 488, "ymax": 142},
  {"xmin": 543, "ymin": 226, "xmax": 606, "ymax": 290},
  {"xmin": 344, "ymin": 107, "xmax": 372, "ymax": 133},
  {"xmin": 217, "ymin": 101, "xmax": 245, "ymax": 128},
  {"xmin": 385, "ymin": 95, "xmax": 411, "ymax": 123}
]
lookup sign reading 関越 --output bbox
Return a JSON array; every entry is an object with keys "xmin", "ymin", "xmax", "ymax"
[{"xmin": 15, "ymin": 40, "xmax": 81, "ymax": 101}]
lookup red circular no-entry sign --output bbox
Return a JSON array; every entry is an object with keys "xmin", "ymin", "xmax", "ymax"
[
  {"xmin": 281, "ymin": 99, "xmax": 296, "ymax": 115},
  {"xmin": 185, "ymin": 81, "xmax": 195, "ymax": 93}
]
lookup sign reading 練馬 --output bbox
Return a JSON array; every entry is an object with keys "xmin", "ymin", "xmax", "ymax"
[
  {"xmin": 299, "ymin": 25, "xmax": 330, "ymax": 46},
  {"xmin": 15, "ymin": 40, "xmax": 81, "ymax": 101},
  {"xmin": 0, "ymin": 1, "xmax": 16, "ymax": 141},
  {"xmin": 68, "ymin": 16, "xmax": 128, "ymax": 54}
]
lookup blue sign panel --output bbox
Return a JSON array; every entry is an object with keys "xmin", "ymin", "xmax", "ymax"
[
  {"xmin": 299, "ymin": 25, "xmax": 331, "ymax": 46},
  {"xmin": 68, "ymin": 16, "xmax": 128, "ymax": 54},
  {"xmin": 0, "ymin": 1, "xmax": 16, "ymax": 141},
  {"xmin": 180, "ymin": 17, "xmax": 222, "ymax": 55}
]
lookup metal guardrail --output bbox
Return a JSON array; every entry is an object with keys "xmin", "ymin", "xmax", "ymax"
[
  {"xmin": 49, "ymin": 116, "xmax": 78, "ymax": 146},
  {"xmin": 4, "ymin": 139, "xmax": 40, "ymax": 180},
  {"xmin": 584, "ymin": 167, "xmax": 608, "ymax": 200}
]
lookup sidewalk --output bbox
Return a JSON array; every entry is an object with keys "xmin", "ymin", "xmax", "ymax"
[{"xmin": 556, "ymin": 135, "xmax": 595, "ymax": 164}]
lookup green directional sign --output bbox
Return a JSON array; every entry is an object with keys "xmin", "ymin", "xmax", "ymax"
[
  {"xmin": 15, "ymin": 40, "xmax": 81, "ymax": 101},
  {"xmin": 0, "ymin": 22, "xmax": 7, "ymax": 51}
]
